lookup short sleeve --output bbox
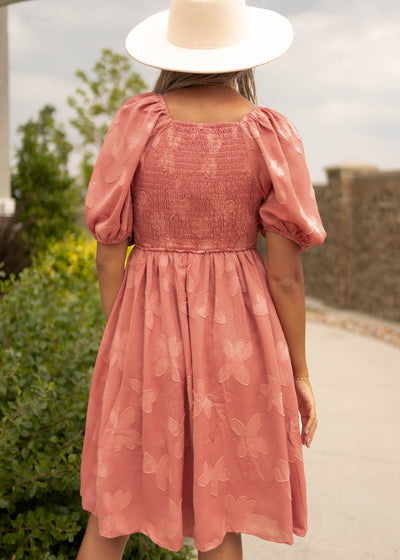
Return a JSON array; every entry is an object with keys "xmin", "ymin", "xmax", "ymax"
[
  {"xmin": 85, "ymin": 93, "xmax": 161, "ymax": 244},
  {"xmin": 243, "ymin": 107, "xmax": 327, "ymax": 252}
]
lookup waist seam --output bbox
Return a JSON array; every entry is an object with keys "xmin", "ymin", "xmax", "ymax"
[{"xmin": 133, "ymin": 243, "xmax": 258, "ymax": 254}]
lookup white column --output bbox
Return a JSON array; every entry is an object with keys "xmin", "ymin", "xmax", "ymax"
[{"xmin": 0, "ymin": 5, "xmax": 15, "ymax": 217}]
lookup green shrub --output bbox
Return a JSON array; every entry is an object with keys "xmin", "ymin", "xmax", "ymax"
[{"xmin": 0, "ymin": 234, "xmax": 195, "ymax": 559}]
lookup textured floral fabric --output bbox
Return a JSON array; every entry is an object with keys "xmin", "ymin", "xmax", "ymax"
[{"xmin": 81, "ymin": 92, "xmax": 326, "ymax": 552}]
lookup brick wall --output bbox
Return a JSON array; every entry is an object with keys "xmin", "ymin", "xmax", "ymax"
[{"xmin": 301, "ymin": 163, "xmax": 400, "ymax": 322}]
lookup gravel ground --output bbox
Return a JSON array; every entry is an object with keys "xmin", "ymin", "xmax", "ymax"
[{"xmin": 305, "ymin": 296, "xmax": 400, "ymax": 349}]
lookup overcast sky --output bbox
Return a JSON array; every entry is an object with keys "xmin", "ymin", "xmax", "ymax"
[{"xmin": 7, "ymin": 0, "xmax": 400, "ymax": 182}]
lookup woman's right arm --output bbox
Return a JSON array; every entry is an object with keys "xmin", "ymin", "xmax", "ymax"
[
  {"xmin": 264, "ymin": 230, "xmax": 317, "ymax": 448},
  {"xmin": 96, "ymin": 240, "xmax": 129, "ymax": 321}
]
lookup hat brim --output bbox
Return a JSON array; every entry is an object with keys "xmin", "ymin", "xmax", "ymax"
[{"xmin": 125, "ymin": 7, "xmax": 294, "ymax": 74}]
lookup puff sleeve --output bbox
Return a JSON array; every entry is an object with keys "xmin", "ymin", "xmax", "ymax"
[
  {"xmin": 85, "ymin": 93, "xmax": 160, "ymax": 244},
  {"xmin": 244, "ymin": 107, "xmax": 327, "ymax": 251}
]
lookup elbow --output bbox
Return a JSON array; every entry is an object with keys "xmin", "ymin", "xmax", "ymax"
[
  {"xmin": 267, "ymin": 275, "xmax": 300, "ymax": 292},
  {"xmin": 266, "ymin": 263, "xmax": 303, "ymax": 292},
  {"xmin": 95, "ymin": 257, "xmax": 106, "ymax": 274},
  {"xmin": 95, "ymin": 240, "xmax": 128, "ymax": 273},
  {"xmin": 95, "ymin": 251, "xmax": 109, "ymax": 272},
  {"xmin": 95, "ymin": 255, "xmax": 123, "ymax": 274},
  {"xmin": 95, "ymin": 254, "xmax": 124, "ymax": 276}
]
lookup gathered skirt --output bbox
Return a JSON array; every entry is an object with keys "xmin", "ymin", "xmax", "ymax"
[{"xmin": 80, "ymin": 245, "xmax": 308, "ymax": 552}]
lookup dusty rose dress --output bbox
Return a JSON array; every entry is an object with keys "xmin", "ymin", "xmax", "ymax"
[{"xmin": 81, "ymin": 92, "xmax": 326, "ymax": 552}]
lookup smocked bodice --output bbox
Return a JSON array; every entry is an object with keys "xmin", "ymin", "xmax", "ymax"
[
  {"xmin": 133, "ymin": 122, "xmax": 263, "ymax": 252},
  {"xmin": 85, "ymin": 92, "xmax": 326, "ymax": 253}
]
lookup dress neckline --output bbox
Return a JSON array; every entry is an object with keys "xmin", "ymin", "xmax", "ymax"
[{"xmin": 158, "ymin": 93, "xmax": 260, "ymax": 127}]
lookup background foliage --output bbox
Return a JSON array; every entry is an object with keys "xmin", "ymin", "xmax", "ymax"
[
  {"xmin": 11, "ymin": 105, "xmax": 82, "ymax": 256},
  {"xmin": 0, "ymin": 235, "xmax": 195, "ymax": 559},
  {"xmin": 68, "ymin": 48, "xmax": 148, "ymax": 188},
  {"xmin": 1, "ymin": 48, "xmax": 147, "ymax": 284}
]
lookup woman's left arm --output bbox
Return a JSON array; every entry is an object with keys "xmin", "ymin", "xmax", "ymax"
[{"xmin": 96, "ymin": 240, "xmax": 129, "ymax": 321}]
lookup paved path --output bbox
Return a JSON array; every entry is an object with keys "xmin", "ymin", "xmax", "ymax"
[{"xmin": 184, "ymin": 319, "xmax": 400, "ymax": 559}]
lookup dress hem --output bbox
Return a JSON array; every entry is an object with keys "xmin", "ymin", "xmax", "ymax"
[{"xmin": 82, "ymin": 505, "xmax": 307, "ymax": 552}]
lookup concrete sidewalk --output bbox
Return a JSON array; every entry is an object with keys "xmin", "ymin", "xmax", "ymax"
[{"xmin": 185, "ymin": 320, "xmax": 400, "ymax": 559}]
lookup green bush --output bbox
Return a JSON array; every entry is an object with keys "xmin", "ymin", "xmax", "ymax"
[{"xmin": 0, "ymin": 234, "xmax": 195, "ymax": 559}]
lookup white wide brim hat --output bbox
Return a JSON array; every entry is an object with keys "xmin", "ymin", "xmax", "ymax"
[{"xmin": 125, "ymin": 0, "xmax": 294, "ymax": 74}]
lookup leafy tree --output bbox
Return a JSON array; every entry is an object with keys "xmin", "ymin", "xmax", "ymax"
[
  {"xmin": 68, "ymin": 48, "xmax": 148, "ymax": 187},
  {"xmin": 11, "ymin": 105, "xmax": 82, "ymax": 255}
]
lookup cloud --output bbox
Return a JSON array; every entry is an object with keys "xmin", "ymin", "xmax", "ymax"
[
  {"xmin": 7, "ymin": 0, "xmax": 400, "ymax": 182},
  {"xmin": 10, "ymin": 71, "xmax": 74, "ymax": 114},
  {"xmin": 253, "ymin": 5, "xmax": 400, "ymax": 178}
]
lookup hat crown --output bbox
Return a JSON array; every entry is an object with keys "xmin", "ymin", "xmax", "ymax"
[{"xmin": 167, "ymin": 0, "xmax": 248, "ymax": 49}]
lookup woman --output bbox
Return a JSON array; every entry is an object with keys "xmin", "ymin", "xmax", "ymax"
[{"xmin": 77, "ymin": 1, "xmax": 326, "ymax": 559}]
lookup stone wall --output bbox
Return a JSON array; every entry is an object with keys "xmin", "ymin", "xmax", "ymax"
[{"xmin": 301, "ymin": 163, "xmax": 400, "ymax": 323}]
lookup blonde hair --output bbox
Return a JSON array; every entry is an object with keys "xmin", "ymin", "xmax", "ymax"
[{"xmin": 153, "ymin": 69, "xmax": 257, "ymax": 105}]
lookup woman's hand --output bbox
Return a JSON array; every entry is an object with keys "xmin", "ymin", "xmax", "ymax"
[{"xmin": 293, "ymin": 378, "xmax": 317, "ymax": 448}]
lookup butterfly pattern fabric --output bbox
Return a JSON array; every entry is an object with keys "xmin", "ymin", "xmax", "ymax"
[{"xmin": 80, "ymin": 93, "xmax": 326, "ymax": 552}]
